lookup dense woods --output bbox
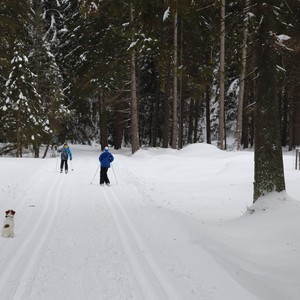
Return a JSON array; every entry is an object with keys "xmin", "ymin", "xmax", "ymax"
[{"xmin": 1, "ymin": 1, "xmax": 300, "ymax": 200}]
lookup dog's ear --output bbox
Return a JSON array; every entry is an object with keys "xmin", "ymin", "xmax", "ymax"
[
  {"xmin": 5, "ymin": 210, "xmax": 9, "ymax": 215},
  {"xmin": 11, "ymin": 210, "xmax": 16, "ymax": 215}
]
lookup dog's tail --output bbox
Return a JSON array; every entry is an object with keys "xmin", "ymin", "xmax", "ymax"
[{"xmin": 4, "ymin": 224, "xmax": 9, "ymax": 228}]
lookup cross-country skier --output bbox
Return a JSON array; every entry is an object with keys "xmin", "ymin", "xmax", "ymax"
[
  {"xmin": 99, "ymin": 146, "xmax": 114, "ymax": 186},
  {"xmin": 57, "ymin": 143, "xmax": 72, "ymax": 174}
]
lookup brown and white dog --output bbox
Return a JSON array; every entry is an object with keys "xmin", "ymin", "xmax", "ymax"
[{"xmin": 1, "ymin": 210, "xmax": 16, "ymax": 238}]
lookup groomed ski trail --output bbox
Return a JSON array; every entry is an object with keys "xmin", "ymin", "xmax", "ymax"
[
  {"xmin": 0, "ymin": 165, "xmax": 65, "ymax": 299},
  {"xmin": 102, "ymin": 185, "xmax": 180, "ymax": 300},
  {"xmin": 108, "ymin": 164, "xmax": 258, "ymax": 300}
]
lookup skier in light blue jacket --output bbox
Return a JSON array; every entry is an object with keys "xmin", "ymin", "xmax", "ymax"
[{"xmin": 58, "ymin": 143, "xmax": 72, "ymax": 174}]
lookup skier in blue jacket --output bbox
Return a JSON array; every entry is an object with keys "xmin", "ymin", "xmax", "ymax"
[
  {"xmin": 99, "ymin": 146, "xmax": 114, "ymax": 186},
  {"xmin": 58, "ymin": 143, "xmax": 72, "ymax": 174}
]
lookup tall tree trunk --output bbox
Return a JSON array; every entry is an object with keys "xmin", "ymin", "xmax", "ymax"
[
  {"xmin": 178, "ymin": 19, "xmax": 184, "ymax": 149},
  {"xmin": 218, "ymin": 0, "xmax": 225, "ymax": 150},
  {"xmin": 288, "ymin": 102, "xmax": 294, "ymax": 151},
  {"xmin": 241, "ymin": 81, "xmax": 250, "ymax": 148},
  {"xmin": 188, "ymin": 99, "xmax": 194, "ymax": 144},
  {"xmin": 193, "ymin": 100, "xmax": 200, "ymax": 143},
  {"xmin": 16, "ymin": 112, "xmax": 21, "ymax": 157},
  {"xmin": 114, "ymin": 98, "xmax": 124, "ymax": 150},
  {"xmin": 280, "ymin": 87, "xmax": 288, "ymax": 147},
  {"xmin": 152, "ymin": 84, "xmax": 160, "ymax": 147},
  {"xmin": 42, "ymin": 135, "xmax": 54, "ymax": 158},
  {"xmin": 34, "ymin": 144, "xmax": 39, "ymax": 158},
  {"xmin": 205, "ymin": 85, "xmax": 211, "ymax": 144},
  {"xmin": 162, "ymin": 75, "xmax": 170, "ymax": 148},
  {"xmin": 160, "ymin": 22, "xmax": 170, "ymax": 149},
  {"xmin": 286, "ymin": 38, "xmax": 300, "ymax": 149},
  {"xmin": 291, "ymin": 85, "xmax": 300, "ymax": 146},
  {"xmin": 99, "ymin": 96, "xmax": 108, "ymax": 150},
  {"xmin": 171, "ymin": 3, "xmax": 178, "ymax": 149},
  {"xmin": 253, "ymin": 2, "xmax": 285, "ymax": 202},
  {"xmin": 235, "ymin": 0, "xmax": 250, "ymax": 150},
  {"xmin": 130, "ymin": 3, "xmax": 140, "ymax": 154}
]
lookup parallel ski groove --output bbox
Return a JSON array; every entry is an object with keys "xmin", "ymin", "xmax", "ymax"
[
  {"xmin": 0, "ymin": 173, "xmax": 65, "ymax": 299},
  {"xmin": 102, "ymin": 186, "xmax": 180, "ymax": 300}
]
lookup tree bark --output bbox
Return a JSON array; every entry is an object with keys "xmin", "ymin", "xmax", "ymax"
[
  {"xmin": 235, "ymin": 0, "xmax": 250, "ymax": 150},
  {"xmin": 16, "ymin": 112, "xmax": 21, "ymax": 157},
  {"xmin": 162, "ymin": 79, "xmax": 170, "ymax": 148},
  {"xmin": 218, "ymin": 0, "xmax": 225, "ymax": 150},
  {"xmin": 291, "ymin": 85, "xmax": 300, "ymax": 146},
  {"xmin": 99, "ymin": 95, "xmax": 108, "ymax": 150},
  {"xmin": 130, "ymin": 3, "xmax": 140, "ymax": 154},
  {"xmin": 178, "ymin": 19, "xmax": 184, "ymax": 149},
  {"xmin": 205, "ymin": 85, "xmax": 211, "ymax": 144},
  {"xmin": 114, "ymin": 98, "xmax": 124, "ymax": 150},
  {"xmin": 188, "ymin": 98, "xmax": 194, "ymax": 144},
  {"xmin": 171, "ymin": 3, "xmax": 178, "ymax": 149},
  {"xmin": 151, "ymin": 84, "xmax": 160, "ymax": 147},
  {"xmin": 253, "ymin": 2, "xmax": 285, "ymax": 202},
  {"xmin": 193, "ymin": 100, "xmax": 200, "ymax": 143}
]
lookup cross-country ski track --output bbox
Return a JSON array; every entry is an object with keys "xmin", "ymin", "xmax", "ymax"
[{"xmin": 0, "ymin": 145, "xmax": 276, "ymax": 299}]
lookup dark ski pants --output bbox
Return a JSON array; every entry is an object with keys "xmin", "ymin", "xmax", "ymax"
[
  {"xmin": 60, "ymin": 159, "xmax": 68, "ymax": 171},
  {"xmin": 100, "ymin": 167, "xmax": 110, "ymax": 184}
]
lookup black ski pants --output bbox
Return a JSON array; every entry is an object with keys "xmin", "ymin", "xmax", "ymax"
[
  {"xmin": 100, "ymin": 167, "xmax": 110, "ymax": 184},
  {"xmin": 60, "ymin": 159, "xmax": 68, "ymax": 171}
]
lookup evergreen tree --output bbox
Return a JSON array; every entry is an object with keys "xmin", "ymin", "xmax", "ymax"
[
  {"xmin": 31, "ymin": 0, "xmax": 71, "ymax": 152},
  {"xmin": 1, "ymin": 42, "xmax": 44, "ymax": 157},
  {"xmin": 0, "ymin": 0, "xmax": 33, "ymax": 144},
  {"xmin": 1, "ymin": 0, "xmax": 300, "ymax": 160}
]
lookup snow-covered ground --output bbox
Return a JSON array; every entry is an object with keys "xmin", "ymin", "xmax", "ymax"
[{"xmin": 0, "ymin": 143, "xmax": 300, "ymax": 300}]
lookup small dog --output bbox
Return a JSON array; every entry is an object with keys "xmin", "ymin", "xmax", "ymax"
[{"xmin": 1, "ymin": 210, "xmax": 16, "ymax": 238}]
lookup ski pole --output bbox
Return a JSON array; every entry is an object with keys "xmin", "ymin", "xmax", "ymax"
[
  {"xmin": 55, "ymin": 155, "xmax": 59, "ymax": 172},
  {"xmin": 111, "ymin": 163, "xmax": 118, "ymax": 185},
  {"xmin": 70, "ymin": 160, "xmax": 74, "ymax": 171},
  {"xmin": 90, "ymin": 165, "xmax": 100, "ymax": 185}
]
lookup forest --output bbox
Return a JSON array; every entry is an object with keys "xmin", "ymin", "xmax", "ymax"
[{"xmin": 0, "ymin": 1, "xmax": 300, "ymax": 200}]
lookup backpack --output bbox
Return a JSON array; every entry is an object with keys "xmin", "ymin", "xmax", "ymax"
[{"xmin": 61, "ymin": 148, "xmax": 68, "ymax": 160}]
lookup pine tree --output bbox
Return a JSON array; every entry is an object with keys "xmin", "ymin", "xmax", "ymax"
[
  {"xmin": 31, "ymin": 0, "xmax": 71, "ymax": 154},
  {"xmin": 1, "ymin": 42, "xmax": 43, "ymax": 157},
  {"xmin": 0, "ymin": 0, "xmax": 33, "ymax": 144}
]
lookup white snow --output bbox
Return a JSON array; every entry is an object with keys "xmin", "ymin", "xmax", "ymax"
[
  {"xmin": 127, "ymin": 41, "xmax": 138, "ymax": 51},
  {"xmin": 277, "ymin": 34, "xmax": 291, "ymax": 41},
  {"xmin": 163, "ymin": 7, "xmax": 171, "ymax": 21},
  {"xmin": 0, "ymin": 143, "xmax": 300, "ymax": 300}
]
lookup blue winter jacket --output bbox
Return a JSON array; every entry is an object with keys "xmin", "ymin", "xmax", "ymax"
[
  {"xmin": 99, "ymin": 149, "xmax": 114, "ymax": 168},
  {"xmin": 58, "ymin": 147, "xmax": 72, "ymax": 160}
]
